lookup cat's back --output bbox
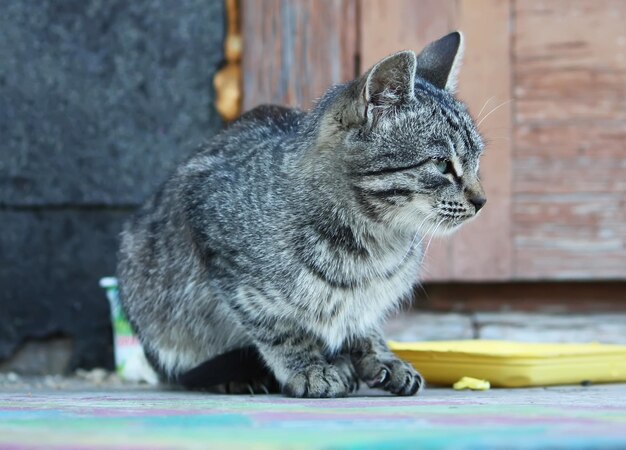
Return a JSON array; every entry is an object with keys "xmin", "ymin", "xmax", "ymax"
[
  {"xmin": 208, "ymin": 104, "xmax": 305, "ymax": 159},
  {"xmin": 164, "ymin": 104, "xmax": 307, "ymax": 259},
  {"xmin": 176, "ymin": 104, "xmax": 305, "ymax": 189},
  {"xmin": 121, "ymin": 104, "xmax": 305, "ymax": 253},
  {"xmin": 117, "ymin": 105, "xmax": 306, "ymax": 313},
  {"xmin": 234, "ymin": 104, "xmax": 304, "ymax": 131}
]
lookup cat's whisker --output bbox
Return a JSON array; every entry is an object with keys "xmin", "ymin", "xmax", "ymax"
[
  {"xmin": 399, "ymin": 232, "xmax": 420, "ymax": 265},
  {"xmin": 413, "ymin": 282, "xmax": 429, "ymax": 304},
  {"xmin": 476, "ymin": 96, "xmax": 495, "ymax": 120},
  {"xmin": 423, "ymin": 223, "xmax": 439, "ymax": 256},
  {"xmin": 476, "ymin": 99, "xmax": 512, "ymax": 128},
  {"xmin": 412, "ymin": 218, "xmax": 438, "ymax": 253},
  {"xmin": 423, "ymin": 219, "xmax": 444, "ymax": 257},
  {"xmin": 422, "ymin": 225, "xmax": 436, "ymax": 257},
  {"xmin": 415, "ymin": 216, "xmax": 434, "ymax": 240},
  {"xmin": 483, "ymin": 126, "xmax": 511, "ymax": 131},
  {"xmin": 399, "ymin": 214, "xmax": 433, "ymax": 264}
]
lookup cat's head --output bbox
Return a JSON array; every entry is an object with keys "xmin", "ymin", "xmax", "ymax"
[{"xmin": 321, "ymin": 32, "xmax": 485, "ymax": 235}]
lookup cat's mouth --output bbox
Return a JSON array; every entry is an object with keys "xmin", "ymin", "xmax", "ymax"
[
  {"xmin": 431, "ymin": 201, "xmax": 479, "ymax": 232},
  {"xmin": 433, "ymin": 211, "xmax": 476, "ymax": 233}
]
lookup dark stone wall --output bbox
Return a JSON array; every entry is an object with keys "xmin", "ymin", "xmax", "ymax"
[{"xmin": 0, "ymin": 0, "xmax": 225, "ymax": 371}]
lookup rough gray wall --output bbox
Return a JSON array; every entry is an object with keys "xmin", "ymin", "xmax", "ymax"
[{"xmin": 0, "ymin": 0, "xmax": 225, "ymax": 371}]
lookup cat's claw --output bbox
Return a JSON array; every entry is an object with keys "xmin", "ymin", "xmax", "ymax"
[
  {"xmin": 282, "ymin": 364, "xmax": 351, "ymax": 398},
  {"xmin": 366, "ymin": 367, "xmax": 390, "ymax": 388},
  {"xmin": 359, "ymin": 358, "xmax": 423, "ymax": 396}
]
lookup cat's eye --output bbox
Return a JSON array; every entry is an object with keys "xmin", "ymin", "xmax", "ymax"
[{"xmin": 433, "ymin": 159, "xmax": 451, "ymax": 175}]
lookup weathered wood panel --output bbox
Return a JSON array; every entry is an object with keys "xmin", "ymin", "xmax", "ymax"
[
  {"xmin": 514, "ymin": 194, "xmax": 626, "ymax": 279},
  {"xmin": 359, "ymin": 0, "xmax": 458, "ymax": 66},
  {"xmin": 241, "ymin": 0, "xmax": 357, "ymax": 110},
  {"xmin": 514, "ymin": 124, "xmax": 626, "ymax": 194},
  {"xmin": 360, "ymin": 0, "xmax": 514, "ymax": 281},
  {"xmin": 513, "ymin": 0, "xmax": 626, "ymax": 278}
]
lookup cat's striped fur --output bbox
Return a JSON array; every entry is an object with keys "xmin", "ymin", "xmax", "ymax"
[{"xmin": 118, "ymin": 32, "xmax": 485, "ymax": 397}]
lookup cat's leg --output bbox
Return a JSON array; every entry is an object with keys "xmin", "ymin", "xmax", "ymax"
[
  {"xmin": 254, "ymin": 336, "xmax": 355, "ymax": 398},
  {"xmin": 349, "ymin": 331, "xmax": 423, "ymax": 396},
  {"xmin": 228, "ymin": 288, "xmax": 354, "ymax": 398}
]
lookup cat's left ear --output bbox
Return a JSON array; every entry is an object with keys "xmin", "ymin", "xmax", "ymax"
[
  {"xmin": 364, "ymin": 50, "xmax": 417, "ymax": 109},
  {"xmin": 415, "ymin": 31, "xmax": 464, "ymax": 92},
  {"xmin": 338, "ymin": 51, "xmax": 416, "ymax": 128}
]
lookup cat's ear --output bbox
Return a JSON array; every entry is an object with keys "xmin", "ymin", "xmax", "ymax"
[
  {"xmin": 337, "ymin": 51, "xmax": 415, "ymax": 129},
  {"xmin": 364, "ymin": 50, "xmax": 417, "ymax": 109},
  {"xmin": 414, "ymin": 31, "xmax": 464, "ymax": 92}
]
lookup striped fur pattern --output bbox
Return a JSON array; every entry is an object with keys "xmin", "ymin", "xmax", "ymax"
[{"xmin": 117, "ymin": 32, "xmax": 486, "ymax": 397}]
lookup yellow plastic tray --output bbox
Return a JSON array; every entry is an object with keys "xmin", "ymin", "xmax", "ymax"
[{"xmin": 389, "ymin": 340, "xmax": 626, "ymax": 388}]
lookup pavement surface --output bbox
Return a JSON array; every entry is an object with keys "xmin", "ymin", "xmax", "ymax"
[{"xmin": 1, "ymin": 378, "xmax": 626, "ymax": 449}]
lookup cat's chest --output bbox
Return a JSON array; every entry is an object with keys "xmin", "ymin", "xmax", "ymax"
[{"xmin": 299, "ymin": 252, "xmax": 422, "ymax": 350}]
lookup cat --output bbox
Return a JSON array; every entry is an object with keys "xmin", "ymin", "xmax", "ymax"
[{"xmin": 117, "ymin": 31, "xmax": 486, "ymax": 398}]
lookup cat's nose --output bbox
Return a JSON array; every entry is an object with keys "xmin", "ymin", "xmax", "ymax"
[{"xmin": 469, "ymin": 195, "xmax": 486, "ymax": 212}]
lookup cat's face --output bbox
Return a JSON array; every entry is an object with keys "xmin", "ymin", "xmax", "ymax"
[{"xmin": 337, "ymin": 32, "xmax": 485, "ymax": 235}]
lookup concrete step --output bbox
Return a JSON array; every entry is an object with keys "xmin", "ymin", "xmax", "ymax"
[{"xmin": 384, "ymin": 311, "xmax": 626, "ymax": 344}]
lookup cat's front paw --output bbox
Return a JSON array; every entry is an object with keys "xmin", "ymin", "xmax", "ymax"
[
  {"xmin": 282, "ymin": 364, "xmax": 351, "ymax": 398},
  {"xmin": 356, "ymin": 356, "xmax": 423, "ymax": 396},
  {"xmin": 333, "ymin": 354, "xmax": 360, "ymax": 393}
]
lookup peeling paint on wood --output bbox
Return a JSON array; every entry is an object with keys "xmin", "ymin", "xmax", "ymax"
[{"xmin": 513, "ymin": 0, "xmax": 626, "ymax": 279}]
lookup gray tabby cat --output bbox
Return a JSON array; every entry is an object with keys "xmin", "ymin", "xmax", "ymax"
[{"xmin": 118, "ymin": 31, "xmax": 486, "ymax": 398}]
